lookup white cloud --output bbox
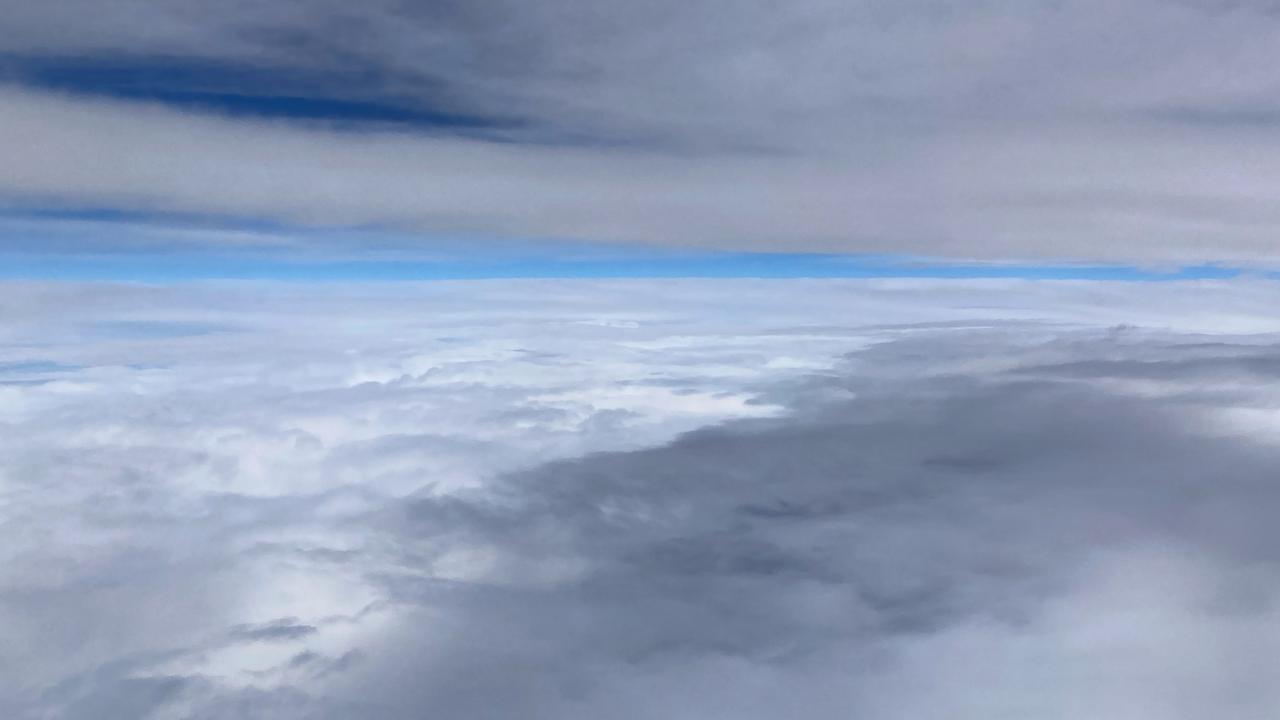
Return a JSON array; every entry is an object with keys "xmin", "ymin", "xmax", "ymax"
[{"xmin": 6, "ymin": 278, "xmax": 1280, "ymax": 716}]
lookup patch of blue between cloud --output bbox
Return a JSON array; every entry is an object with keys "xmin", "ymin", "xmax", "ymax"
[
  {"xmin": 0, "ymin": 360, "xmax": 83, "ymax": 386},
  {"xmin": 2, "ymin": 54, "xmax": 515, "ymax": 131},
  {"xmin": 0, "ymin": 360, "xmax": 82, "ymax": 375},
  {"xmin": 87, "ymin": 321, "xmax": 236, "ymax": 340},
  {"xmin": 0, "ymin": 207, "xmax": 1249, "ymax": 282}
]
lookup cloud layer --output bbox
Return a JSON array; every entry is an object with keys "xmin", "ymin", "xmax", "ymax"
[
  {"xmin": 7, "ymin": 279, "xmax": 1280, "ymax": 717},
  {"xmin": 5, "ymin": 1, "xmax": 1280, "ymax": 260}
]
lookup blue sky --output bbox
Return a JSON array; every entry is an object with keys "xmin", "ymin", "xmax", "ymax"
[
  {"xmin": 0, "ymin": 207, "xmax": 1245, "ymax": 282},
  {"xmin": 4, "ymin": 53, "xmax": 513, "ymax": 132}
]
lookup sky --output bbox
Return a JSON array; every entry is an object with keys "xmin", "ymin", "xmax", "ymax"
[{"xmin": 6, "ymin": 3, "xmax": 1280, "ymax": 719}]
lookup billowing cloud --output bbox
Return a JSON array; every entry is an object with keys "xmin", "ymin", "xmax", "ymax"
[
  {"xmin": 5, "ymin": 279, "xmax": 1280, "ymax": 717},
  {"xmin": 5, "ymin": 1, "xmax": 1280, "ymax": 260}
]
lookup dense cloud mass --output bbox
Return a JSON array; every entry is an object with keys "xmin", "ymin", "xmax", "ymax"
[
  {"xmin": 6, "ymin": 1, "xmax": 1280, "ymax": 260},
  {"xmin": 4, "ymin": 279, "xmax": 1280, "ymax": 718}
]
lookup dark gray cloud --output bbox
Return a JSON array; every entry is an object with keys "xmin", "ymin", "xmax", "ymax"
[
  {"xmin": 228, "ymin": 620, "xmax": 319, "ymax": 644},
  {"xmin": 305, "ymin": 342, "xmax": 1280, "ymax": 718}
]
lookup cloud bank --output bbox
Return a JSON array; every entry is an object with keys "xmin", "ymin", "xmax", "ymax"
[
  {"xmin": 6, "ymin": 279, "xmax": 1280, "ymax": 717},
  {"xmin": 5, "ymin": 1, "xmax": 1280, "ymax": 261}
]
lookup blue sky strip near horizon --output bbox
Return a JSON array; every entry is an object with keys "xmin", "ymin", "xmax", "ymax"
[
  {"xmin": 6, "ymin": 251, "xmax": 1245, "ymax": 283},
  {"xmin": 0, "ymin": 208, "xmax": 1245, "ymax": 282}
]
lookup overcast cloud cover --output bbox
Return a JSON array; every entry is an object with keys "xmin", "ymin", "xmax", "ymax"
[
  {"xmin": 5, "ymin": 279, "xmax": 1280, "ymax": 718},
  {"xmin": 6, "ymin": 0, "xmax": 1280, "ymax": 261}
]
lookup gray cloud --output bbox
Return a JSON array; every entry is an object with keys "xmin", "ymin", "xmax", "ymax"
[
  {"xmin": 5, "ymin": 2, "xmax": 1280, "ymax": 260},
  {"xmin": 322, "ymin": 355, "xmax": 1280, "ymax": 718}
]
